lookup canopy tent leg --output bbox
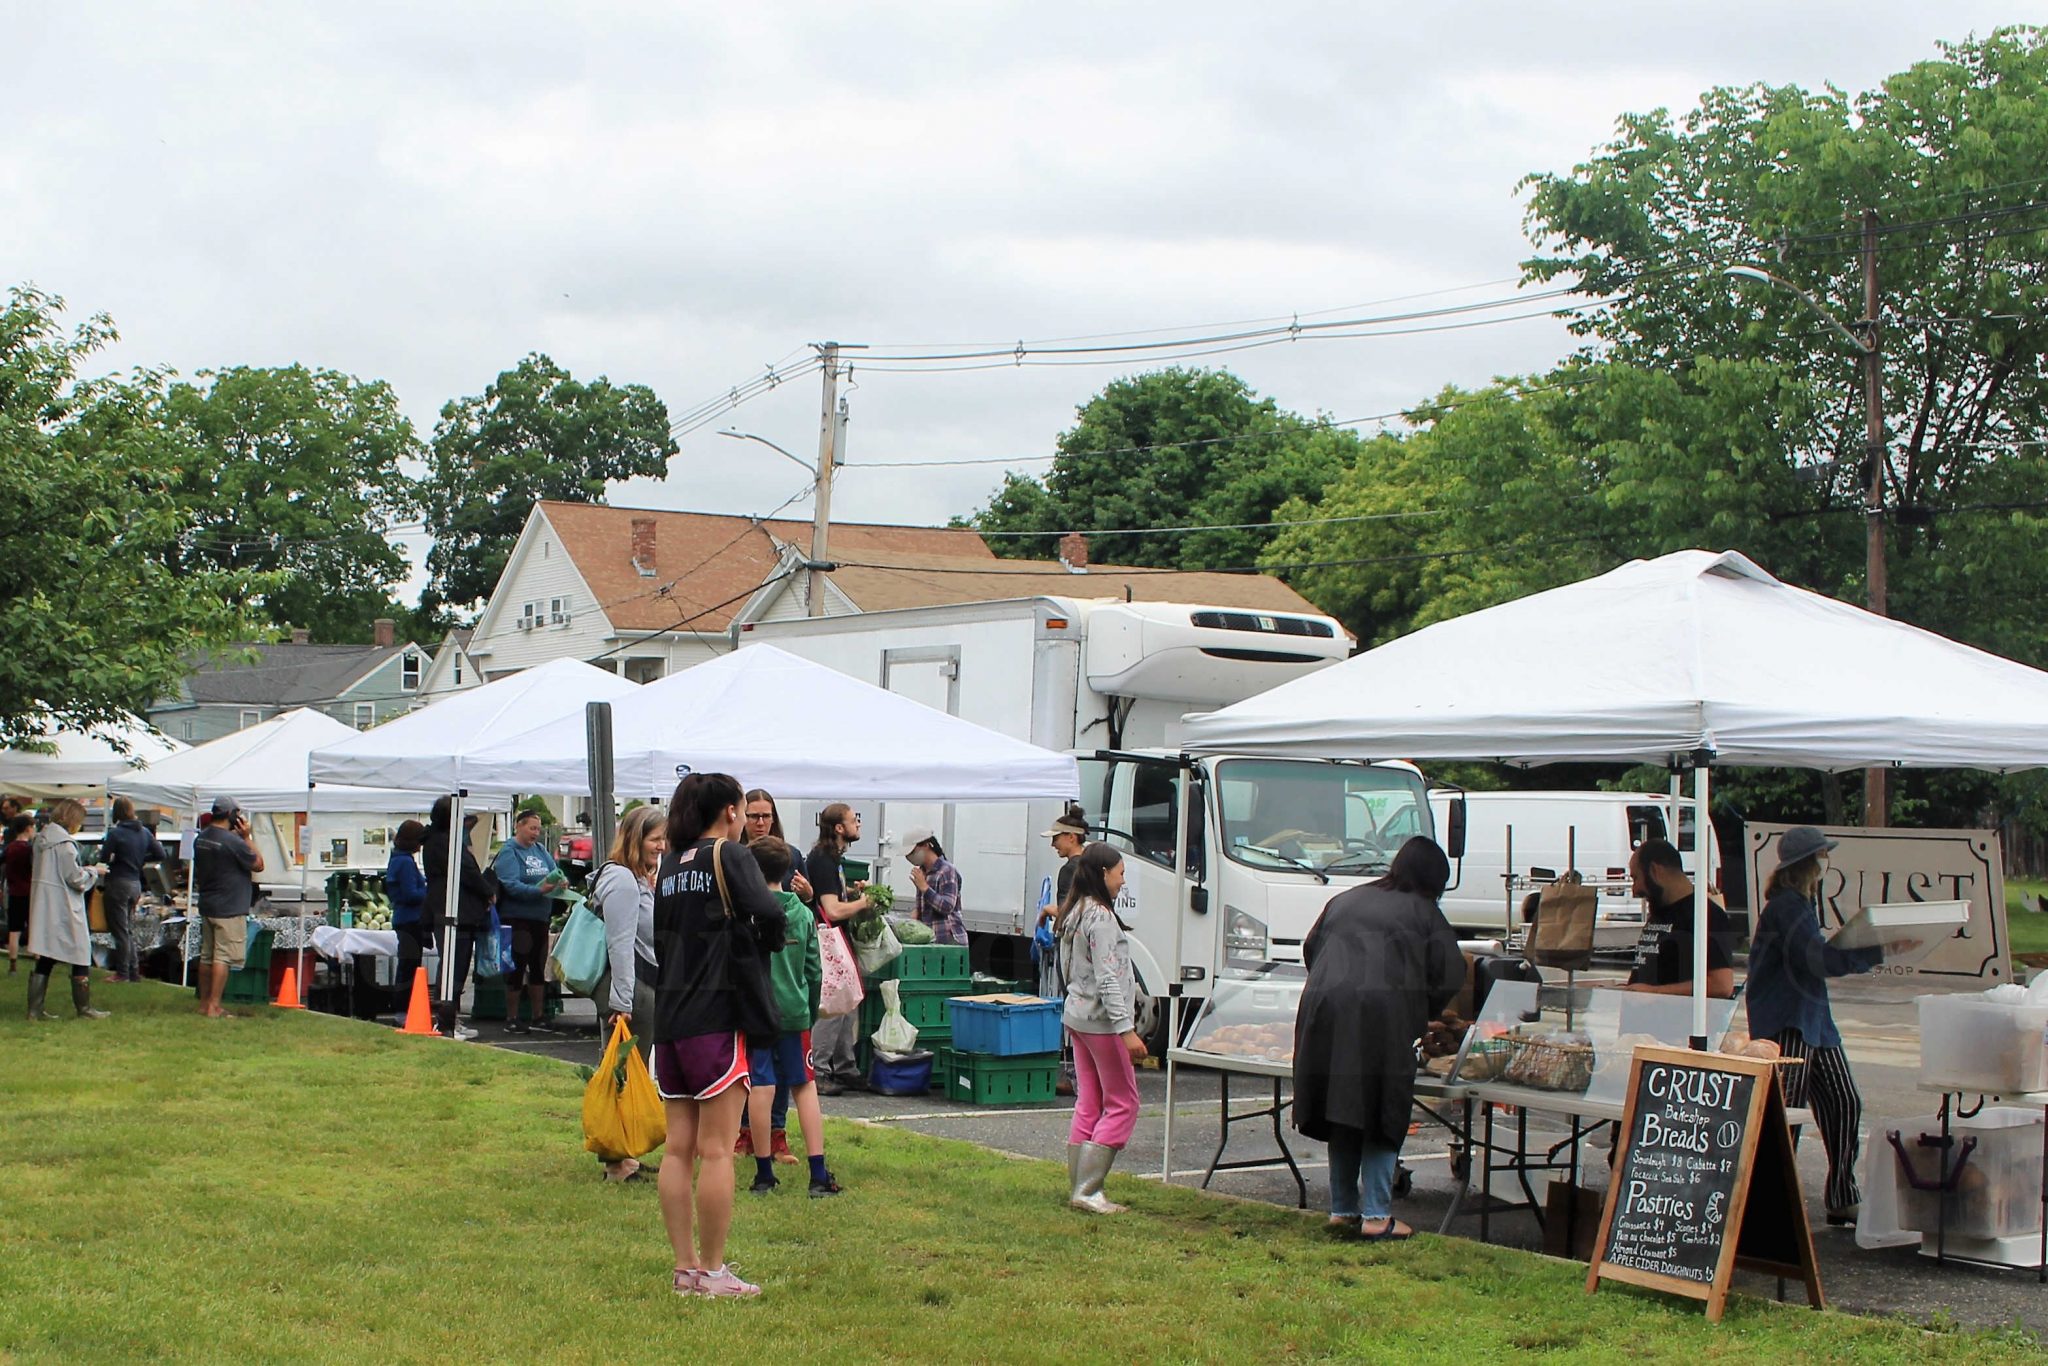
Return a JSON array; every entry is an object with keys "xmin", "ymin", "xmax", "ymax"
[
  {"xmin": 1690, "ymin": 764, "xmax": 1711, "ymax": 1049},
  {"xmin": 436, "ymin": 791, "xmax": 466, "ymax": 1034},
  {"xmin": 1163, "ymin": 762, "xmax": 1193, "ymax": 1181}
]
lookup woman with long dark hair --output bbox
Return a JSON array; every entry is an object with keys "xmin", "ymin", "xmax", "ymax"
[
  {"xmin": 386, "ymin": 818, "xmax": 434, "ymax": 1017},
  {"xmin": 1292, "ymin": 836, "xmax": 1463, "ymax": 1241},
  {"xmin": 1745, "ymin": 826, "xmax": 1891, "ymax": 1225},
  {"xmin": 651, "ymin": 772, "xmax": 786, "ymax": 1298},
  {"xmin": 425, "ymin": 796, "xmax": 496, "ymax": 1041},
  {"xmin": 1056, "ymin": 841, "xmax": 1145, "ymax": 1213}
]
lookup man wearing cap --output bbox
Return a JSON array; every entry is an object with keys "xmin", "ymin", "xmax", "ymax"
[
  {"xmin": 1038, "ymin": 807, "xmax": 1089, "ymax": 1096},
  {"xmin": 192, "ymin": 797, "xmax": 264, "ymax": 1018},
  {"xmin": 903, "ymin": 828, "xmax": 965, "ymax": 947}
]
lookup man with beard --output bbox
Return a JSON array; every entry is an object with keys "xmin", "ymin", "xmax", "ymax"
[{"xmin": 1621, "ymin": 837, "xmax": 1737, "ymax": 999}]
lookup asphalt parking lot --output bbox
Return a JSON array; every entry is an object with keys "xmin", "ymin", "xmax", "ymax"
[{"xmin": 482, "ymin": 973, "xmax": 2044, "ymax": 1338}]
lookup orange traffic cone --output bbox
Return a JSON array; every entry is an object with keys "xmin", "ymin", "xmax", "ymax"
[
  {"xmin": 273, "ymin": 963, "xmax": 307, "ymax": 1010},
  {"xmin": 400, "ymin": 967, "xmax": 437, "ymax": 1036}
]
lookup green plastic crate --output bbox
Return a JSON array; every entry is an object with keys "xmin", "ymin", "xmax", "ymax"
[
  {"xmin": 860, "ymin": 983, "xmax": 958, "ymax": 1037},
  {"xmin": 870, "ymin": 944, "xmax": 971, "ymax": 983},
  {"xmin": 220, "ymin": 927, "xmax": 276, "ymax": 1005},
  {"xmin": 938, "ymin": 1047, "xmax": 1060, "ymax": 1107},
  {"xmin": 470, "ymin": 978, "xmax": 563, "ymax": 1023}
]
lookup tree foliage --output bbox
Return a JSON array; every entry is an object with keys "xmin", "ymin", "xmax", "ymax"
[
  {"xmin": 161, "ymin": 365, "xmax": 422, "ymax": 643},
  {"xmin": 0, "ymin": 287, "xmax": 262, "ymax": 746},
  {"xmin": 972, "ymin": 368, "xmax": 1360, "ymax": 569},
  {"xmin": 417, "ymin": 354, "xmax": 677, "ymax": 613}
]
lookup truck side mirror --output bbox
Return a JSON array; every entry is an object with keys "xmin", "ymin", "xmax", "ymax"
[
  {"xmin": 1189, "ymin": 887, "xmax": 1209, "ymax": 915},
  {"xmin": 1445, "ymin": 797, "xmax": 1468, "ymax": 861}
]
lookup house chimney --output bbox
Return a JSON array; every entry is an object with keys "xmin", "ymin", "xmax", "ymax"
[
  {"xmin": 373, "ymin": 618, "xmax": 396, "ymax": 648},
  {"xmin": 631, "ymin": 517, "xmax": 658, "ymax": 577},
  {"xmin": 290, "ymin": 627, "xmax": 310, "ymax": 645},
  {"xmin": 1058, "ymin": 532, "xmax": 1090, "ymax": 572}
]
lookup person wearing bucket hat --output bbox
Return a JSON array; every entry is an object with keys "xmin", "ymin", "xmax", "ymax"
[{"xmin": 1744, "ymin": 825, "xmax": 1890, "ymax": 1227}]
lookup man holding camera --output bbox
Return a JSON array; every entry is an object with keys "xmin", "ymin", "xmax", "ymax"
[{"xmin": 193, "ymin": 796, "xmax": 264, "ymax": 1018}]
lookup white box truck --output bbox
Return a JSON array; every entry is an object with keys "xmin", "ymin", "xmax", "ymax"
[
  {"xmin": 1427, "ymin": 789, "xmax": 1722, "ymax": 950},
  {"xmin": 739, "ymin": 596, "xmax": 1463, "ymax": 1048}
]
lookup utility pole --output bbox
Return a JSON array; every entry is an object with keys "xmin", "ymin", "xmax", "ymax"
[
  {"xmin": 808, "ymin": 343, "xmax": 839, "ymax": 618},
  {"xmin": 1861, "ymin": 208, "xmax": 1889, "ymax": 827}
]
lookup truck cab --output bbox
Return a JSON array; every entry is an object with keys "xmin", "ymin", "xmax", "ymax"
[{"xmin": 1080, "ymin": 750, "xmax": 1440, "ymax": 1049}]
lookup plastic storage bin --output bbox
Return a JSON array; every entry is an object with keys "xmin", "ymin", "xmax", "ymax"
[
  {"xmin": 867, "ymin": 944, "xmax": 971, "ymax": 987},
  {"xmin": 220, "ymin": 927, "xmax": 276, "ymax": 1005},
  {"xmin": 950, "ymin": 995, "xmax": 1063, "ymax": 1056},
  {"xmin": 1893, "ymin": 1106, "xmax": 2047, "ymax": 1241},
  {"xmin": 1917, "ymin": 994, "xmax": 2048, "ymax": 1094},
  {"xmin": 939, "ymin": 1047, "xmax": 1060, "ymax": 1106},
  {"xmin": 869, "ymin": 1053, "xmax": 935, "ymax": 1096}
]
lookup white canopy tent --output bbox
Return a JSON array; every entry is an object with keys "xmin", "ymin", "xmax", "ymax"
[
  {"xmin": 461, "ymin": 644, "xmax": 1082, "ymax": 802},
  {"xmin": 115, "ymin": 708, "xmax": 489, "ymax": 814},
  {"xmin": 0, "ymin": 714, "xmax": 184, "ymax": 798},
  {"xmin": 1182, "ymin": 549, "xmax": 2048, "ymax": 1041}
]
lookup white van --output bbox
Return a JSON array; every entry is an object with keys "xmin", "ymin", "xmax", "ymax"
[{"xmin": 1429, "ymin": 790, "xmax": 1717, "ymax": 951}]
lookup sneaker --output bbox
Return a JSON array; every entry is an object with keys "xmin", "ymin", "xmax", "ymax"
[
  {"xmin": 696, "ymin": 1265, "xmax": 761, "ymax": 1298},
  {"xmin": 808, "ymin": 1175, "xmax": 843, "ymax": 1198},
  {"xmin": 814, "ymin": 1080, "xmax": 846, "ymax": 1097},
  {"xmin": 452, "ymin": 1023, "xmax": 480, "ymax": 1042},
  {"xmin": 528, "ymin": 1019, "xmax": 560, "ymax": 1036},
  {"xmin": 504, "ymin": 1020, "xmax": 529, "ymax": 1035},
  {"xmin": 749, "ymin": 1172, "xmax": 779, "ymax": 1195},
  {"xmin": 770, "ymin": 1130, "xmax": 799, "ymax": 1165},
  {"xmin": 672, "ymin": 1268, "xmax": 701, "ymax": 1296},
  {"xmin": 734, "ymin": 1129, "xmax": 755, "ymax": 1158}
]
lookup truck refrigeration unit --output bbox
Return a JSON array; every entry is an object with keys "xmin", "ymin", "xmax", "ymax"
[{"xmin": 739, "ymin": 596, "xmax": 1464, "ymax": 1051}]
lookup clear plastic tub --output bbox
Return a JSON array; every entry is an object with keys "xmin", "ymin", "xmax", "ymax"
[
  {"xmin": 1917, "ymin": 994, "xmax": 2048, "ymax": 1094},
  {"xmin": 1893, "ymin": 1106, "xmax": 2046, "ymax": 1241}
]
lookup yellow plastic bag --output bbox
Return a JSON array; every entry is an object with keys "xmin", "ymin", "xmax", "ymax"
[{"xmin": 583, "ymin": 1017, "xmax": 668, "ymax": 1161}]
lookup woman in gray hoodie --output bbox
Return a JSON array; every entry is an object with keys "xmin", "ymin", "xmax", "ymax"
[{"xmin": 1057, "ymin": 842, "xmax": 1147, "ymax": 1213}]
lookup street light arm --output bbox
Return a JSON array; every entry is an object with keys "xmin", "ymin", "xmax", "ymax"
[
  {"xmin": 1724, "ymin": 265, "xmax": 1872, "ymax": 354},
  {"xmin": 718, "ymin": 429, "xmax": 816, "ymax": 475}
]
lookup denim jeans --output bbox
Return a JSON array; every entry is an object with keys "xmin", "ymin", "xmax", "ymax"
[{"xmin": 1326, "ymin": 1124, "xmax": 1402, "ymax": 1220}]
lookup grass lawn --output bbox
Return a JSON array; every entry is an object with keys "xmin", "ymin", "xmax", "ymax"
[
  {"xmin": 2006, "ymin": 877, "xmax": 2048, "ymax": 963},
  {"xmin": 0, "ymin": 977, "xmax": 2038, "ymax": 1364}
]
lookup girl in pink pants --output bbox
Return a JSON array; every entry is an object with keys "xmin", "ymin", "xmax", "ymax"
[{"xmin": 1056, "ymin": 843, "xmax": 1148, "ymax": 1213}]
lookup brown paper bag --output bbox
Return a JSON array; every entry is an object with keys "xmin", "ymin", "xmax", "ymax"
[{"xmin": 1525, "ymin": 871, "xmax": 1597, "ymax": 968}]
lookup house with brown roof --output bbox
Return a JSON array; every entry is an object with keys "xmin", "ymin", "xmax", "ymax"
[{"xmin": 466, "ymin": 501, "xmax": 1330, "ymax": 682}]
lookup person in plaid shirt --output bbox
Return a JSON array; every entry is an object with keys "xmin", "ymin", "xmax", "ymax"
[{"xmin": 902, "ymin": 827, "xmax": 966, "ymax": 946}]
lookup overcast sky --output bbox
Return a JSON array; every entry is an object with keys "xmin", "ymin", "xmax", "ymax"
[{"xmin": 4, "ymin": 3, "xmax": 2025, "ymax": 600}]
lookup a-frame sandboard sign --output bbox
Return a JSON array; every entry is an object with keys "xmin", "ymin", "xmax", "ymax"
[{"xmin": 1585, "ymin": 1045, "xmax": 1824, "ymax": 1323}]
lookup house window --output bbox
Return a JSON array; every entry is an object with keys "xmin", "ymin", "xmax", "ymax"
[
  {"xmin": 624, "ymin": 657, "xmax": 664, "ymax": 685},
  {"xmin": 354, "ymin": 702, "xmax": 376, "ymax": 729},
  {"xmin": 401, "ymin": 653, "xmax": 421, "ymax": 691},
  {"xmin": 550, "ymin": 596, "xmax": 566, "ymax": 625},
  {"xmin": 238, "ymin": 709, "xmax": 262, "ymax": 730},
  {"xmin": 453, "ymin": 659, "xmax": 463, "ymax": 685},
  {"xmin": 543, "ymin": 540, "xmax": 551, "ymax": 559},
  {"xmin": 520, "ymin": 602, "xmax": 539, "ymax": 630},
  {"xmin": 181, "ymin": 720, "xmax": 194, "ymax": 740}
]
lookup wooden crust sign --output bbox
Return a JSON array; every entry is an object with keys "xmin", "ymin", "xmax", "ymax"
[{"xmin": 1585, "ymin": 1046, "xmax": 1823, "ymax": 1323}]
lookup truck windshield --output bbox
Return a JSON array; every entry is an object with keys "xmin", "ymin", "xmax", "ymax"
[{"xmin": 1215, "ymin": 759, "xmax": 1430, "ymax": 877}]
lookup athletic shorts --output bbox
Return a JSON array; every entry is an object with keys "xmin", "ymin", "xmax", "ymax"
[
  {"xmin": 748, "ymin": 1030, "xmax": 815, "ymax": 1089},
  {"xmin": 652, "ymin": 1031, "xmax": 750, "ymax": 1102},
  {"xmin": 504, "ymin": 920, "xmax": 548, "ymax": 990},
  {"xmin": 200, "ymin": 915, "xmax": 248, "ymax": 969}
]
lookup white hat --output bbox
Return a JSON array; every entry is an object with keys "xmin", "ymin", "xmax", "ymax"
[{"xmin": 899, "ymin": 827, "xmax": 937, "ymax": 851}]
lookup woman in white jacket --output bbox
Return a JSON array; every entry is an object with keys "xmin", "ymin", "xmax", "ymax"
[
  {"xmin": 589, "ymin": 804, "xmax": 667, "ymax": 1181},
  {"xmin": 26, "ymin": 799, "xmax": 109, "ymax": 1021}
]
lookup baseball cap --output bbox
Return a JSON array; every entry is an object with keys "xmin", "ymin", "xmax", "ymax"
[
  {"xmin": 900, "ymin": 826, "xmax": 937, "ymax": 851},
  {"xmin": 1041, "ymin": 811, "xmax": 1088, "ymax": 838},
  {"xmin": 210, "ymin": 796, "xmax": 243, "ymax": 821}
]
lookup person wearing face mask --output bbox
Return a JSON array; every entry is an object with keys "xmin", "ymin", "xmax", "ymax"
[
  {"xmin": 901, "ymin": 827, "xmax": 964, "ymax": 947},
  {"xmin": 1744, "ymin": 826, "xmax": 1889, "ymax": 1227}
]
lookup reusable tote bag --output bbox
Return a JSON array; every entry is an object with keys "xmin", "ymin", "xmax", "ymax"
[
  {"xmin": 817, "ymin": 922, "xmax": 865, "ymax": 1019},
  {"xmin": 549, "ymin": 900, "xmax": 609, "ymax": 997}
]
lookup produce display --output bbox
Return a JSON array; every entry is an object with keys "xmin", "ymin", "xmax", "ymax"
[
  {"xmin": 864, "ymin": 883, "xmax": 895, "ymax": 913},
  {"xmin": 344, "ymin": 886, "xmax": 395, "ymax": 931},
  {"xmin": 890, "ymin": 914, "xmax": 934, "ymax": 945}
]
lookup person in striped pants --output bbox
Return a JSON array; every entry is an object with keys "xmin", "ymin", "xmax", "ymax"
[{"xmin": 1743, "ymin": 826, "xmax": 1891, "ymax": 1226}]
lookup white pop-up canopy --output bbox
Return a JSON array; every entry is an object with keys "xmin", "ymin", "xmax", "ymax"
[
  {"xmin": 462, "ymin": 644, "xmax": 1081, "ymax": 802},
  {"xmin": 0, "ymin": 714, "xmax": 184, "ymax": 797},
  {"xmin": 1182, "ymin": 549, "xmax": 2048, "ymax": 771},
  {"xmin": 1181, "ymin": 548, "xmax": 2048, "ymax": 1045},
  {"xmin": 115, "ymin": 708, "xmax": 503, "ymax": 814},
  {"xmin": 307, "ymin": 657, "xmax": 639, "ymax": 793}
]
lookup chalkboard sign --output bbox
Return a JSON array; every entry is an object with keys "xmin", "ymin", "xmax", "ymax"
[{"xmin": 1586, "ymin": 1046, "xmax": 1822, "ymax": 1322}]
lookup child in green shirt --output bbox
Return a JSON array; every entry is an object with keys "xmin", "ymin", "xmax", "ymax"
[{"xmin": 744, "ymin": 838, "xmax": 840, "ymax": 1197}]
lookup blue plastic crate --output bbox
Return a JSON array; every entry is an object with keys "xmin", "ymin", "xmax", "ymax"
[
  {"xmin": 868, "ymin": 1053, "xmax": 934, "ymax": 1096},
  {"xmin": 949, "ymin": 996, "xmax": 1063, "ymax": 1056}
]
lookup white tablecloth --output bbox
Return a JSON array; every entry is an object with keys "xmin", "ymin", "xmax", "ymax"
[{"xmin": 312, "ymin": 925, "xmax": 401, "ymax": 959}]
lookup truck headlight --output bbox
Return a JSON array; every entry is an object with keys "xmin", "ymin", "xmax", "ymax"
[{"xmin": 1224, "ymin": 906, "xmax": 1269, "ymax": 965}]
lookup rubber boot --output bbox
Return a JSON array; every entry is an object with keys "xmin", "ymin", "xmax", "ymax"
[
  {"xmin": 72, "ymin": 976, "xmax": 109, "ymax": 1019},
  {"xmin": 1070, "ymin": 1142, "xmax": 1127, "ymax": 1214},
  {"xmin": 1066, "ymin": 1142, "xmax": 1082, "ymax": 1197},
  {"xmin": 27, "ymin": 973, "xmax": 60, "ymax": 1020}
]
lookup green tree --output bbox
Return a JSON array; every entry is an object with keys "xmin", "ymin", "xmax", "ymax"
[
  {"xmin": 0, "ymin": 286, "xmax": 262, "ymax": 746},
  {"xmin": 1519, "ymin": 25, "xmax": 2048, "ymax": 662},
  {"xmin": 418, "ymin": 354, "xmax": 677, "ymax": 614},
  {"xmin": 972, "ymin": 368, "xmax": 1359, "ymax": 569},
  {"xmin": 161, "ymin": 365, "xmax": 423, "ymax": 643}
]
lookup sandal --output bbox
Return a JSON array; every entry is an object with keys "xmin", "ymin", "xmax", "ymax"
[
  {"xmin": 1359, "ymin": 1219, "xmax": 1414, "ymax": 1242},
  {"xmin": 1324, "ymin": 1217, "xmax": 1360, "ymax": 1239}
]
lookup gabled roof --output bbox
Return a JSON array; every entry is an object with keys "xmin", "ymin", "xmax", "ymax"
[
  {"xmin": 535, "ymin": 501, "xmax": 995, "ymax": 633},
  {"xmin": 180, "ymin": 644, "xmax": 413, "ymax": 707},
  {"xmin": 823, "ymin": 552, "xmax": 1330, "ymax": 617}
]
